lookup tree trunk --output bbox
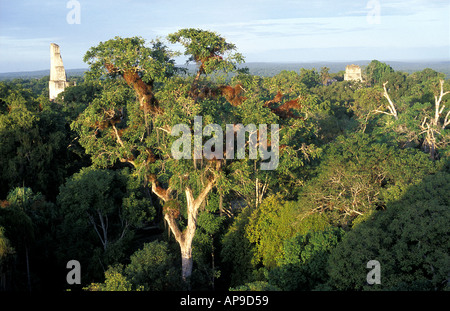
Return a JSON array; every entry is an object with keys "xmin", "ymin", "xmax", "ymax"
[
  {"xmin": 25, "ymin": 245, "xmax": 31, "ymax": 292},
  {"xmin": 180, "ymin": 185, "xmax": 198, "ymax": 283},
  {"xmin": 180, "ymin": 238, "xmax": 194, "ymax": 283},
  {"xmin": 382, "ymin": 81, "xmax": 398, "ymax": 120},
  {"xmin": 433, "ymin": 79, "xmax": 450, "ymax": 127},
  {"xmin": 158, "ymin": 179, "xmax": 216, "ymax": 285},
  {"xmin": 164, "ymin": 196, "xmax": 196, "ymax": 284},
  {"xmin": 104, "ymin": 62, "xmax": 162, "ymax": 116}
]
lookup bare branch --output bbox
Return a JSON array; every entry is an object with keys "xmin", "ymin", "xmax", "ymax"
[
  {"xmin": 157, "ymin": 126, "xmax": 171, "ymax": 134},
  {"xmin": 164, "ymin": 213, "xmax": 183, "ymax": 244},
  {"xmin": 443, "ymin": 110, "xmax": 450, "ymax": 129},
  {"xmin": 193, "ymin": 176, "xmax": 216, "ymax": 211},
  {"xmin": 420, "ymin": 117, "xmax": 428, "ymax": 129},
  {"xmin": 87, "ymin": 212, "xmax": 107, "ymax": 250},
  {"xmin": 150, "ymin": 181, "xmax": 171, "ymax": 202},
  {"xmin": 112, "ymin": 124, "xmax": 125, "ymax": 148},
  {"xmin": 373, "ymin": 109, "xmax": 395, "ymax": 116},
  {"xmin": 382, "ymin": 81, "xmax": 398, "ymax": 120},
  {"xmin": 97, "ymin": 210, "xmax": 108, "ymax": 249},
  {"xmin": 434, "ymin": 79, "xmax": 450, "ymax": 127},
  {"xmin": 111, "ymin": 124, "xmax": 137, "ymax": 167}
]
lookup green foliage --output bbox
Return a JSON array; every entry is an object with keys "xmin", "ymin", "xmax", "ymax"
[
  {"xmin": 86, "ymin": 241, "xmax": 181, "ymax": 291},
  {"xmin": 86, "ymin": 264, "xmax": 136, "ymax": 291},
  {"xmin": 5, "ymin": 187, "xmax": 57, "ymax": 250},
  {"xmin": 190, "ymin": 192, "xmax": 225, "ymax": 289},
  {"xmin": 352, "ymin": 86, "xmax": 383, "ymax": 120},
  {"xmin": 0, "ymin": 226, "xmax": 13, "ymax": 258},
  {"xmin": 246, "ymin": 195, "xmax": 294, "ymax": 268},
  {"xmin": 167, "ymin": 28, "xmax": 245, "ymax": 75},
  {"xmin": 1, "ymin": 187, "xmax": 43, "ymax": 247},
  {"xmin": 299, "ymin": 68, "xmax": 321, "ymax": 89},
  {"xmin": 327, "ymin": 170, "xmax": 450, "ymax": 290},
  {"xmin": 0, "ymin": 196, "xmax": 34, "ymax": 290},
  {"xmin": 1, "ymin": 30, "xmax": 449, "ymax": 292},
  {"xmin": 0, "ymin": 82, "xmax": 87, "ymax": 200},
  {"xmin": 364, "ymin": 60, "xmax": 394, "ymax": 85},
  {"xmin": 83, "ymin": 36, "xmax": 177, "ymax": 83},
  {"xmin": 246, "ymin": 194, "xmax": 330, "ymax": 268},
  {"xmin": 57, "ymin": 167, "xmax": 155, "ymax": 281},
  {"xmin": 59, "ymin": 81, "xmax": 100, "ymax": 119},
  {"xmin": 0, "ymin": 187, "xmax": 59, "ymax": 290},
  {"xmin": 0, "ymin": 226, "xmax": 14, "ymax": 265},
  {"xmin": 309, "ymin": 81, "xmax": 358, "ymax": 144},
  {"xmin": 71, "ymin": 80, "xmax": 143, "ymax": 169},
  {"xmin": 268, "ymin": 228, "xmax": 344, "ymax": 290},
  {"xmin": 230, "ymin": 281, "xmax": 280, "ymax": 291},
  {"xmin": 262, "ymin": 70, "xmax": 307, "ymax": 97},
  {"xmin": 221, "ymin": 206, "xmax": 257, "ymax": 287},
  {"xmin": 320, "ymin": 67, "xmax": 331, "ymax": 85},
  {"xmin": 298, "ymin": 132, "xmax": 437, "ymax": 226},
  {"xmin": 124, "ymin": 241, "xmax": 181, "ymax": 290}
]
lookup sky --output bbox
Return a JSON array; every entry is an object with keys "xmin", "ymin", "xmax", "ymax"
[{"xmin": 0, "ymin": 0, "xmax": 449, "ymax": 72}]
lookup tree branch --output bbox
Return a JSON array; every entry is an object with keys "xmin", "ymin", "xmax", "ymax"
[
  {"xmin": 149, "ymin": 174, "xmax": 171, "ymax": 202},
  {"xmin": 443, "ymin": 110, "xmax": 450, "ymax": 129},
  {"xmin": 382, "ymin": 81, "xmax": 398, "ymax": 120},
  {"xmin": 434, "ymin": 79, "xmax": 450, "ymax": 126},
  {"xmin": 119, "ymin": 219, "xmax": 129, "ymax": 241},
  {"xmin": 112, "ymin": 124, "xmax": 125, "ymax": 148},
  {"xmin": 193, "ymin": 176, "xmax": 217, "ymax": 211},
  {"xmin": 164, "ymin": 213, "xmax": 183, "ymax": 244},
  {"xmin": 97, "ymin": 210, "xmax": 108, "ymax": 250},
  {"xmin": 87, "ymin": 212, "xmax": 107, "ymax": 250},
  {"xmin": 112, "ymin": 124, "xmax": 137, "ymax": 167},
  {"xmin": 373, "ymin": 109, "xmax": 395, "ymax": 116}
]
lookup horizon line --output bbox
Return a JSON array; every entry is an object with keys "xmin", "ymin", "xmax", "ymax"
[{"xmin": 1, "ymin": 59, "xmax": 449, "ymax": 75}]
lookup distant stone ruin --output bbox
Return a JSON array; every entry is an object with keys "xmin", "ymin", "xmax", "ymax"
[
  {"xmin": 344, "ymin": 64, "xmax": 363, "ymax": 82},
  {"xmin": 49, "ymin": 43, "xmax": 69, "ymax": 100}
]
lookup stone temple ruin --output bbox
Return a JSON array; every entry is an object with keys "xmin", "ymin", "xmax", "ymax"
[
  {"xmin": 344, "ymin": 64, "xmax": 363, "ymax": 82},
  {"xmin": 49, "ymin": 43, "xmax": 69, "ymax": 101}
]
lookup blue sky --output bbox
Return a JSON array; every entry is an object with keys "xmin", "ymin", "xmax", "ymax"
[{"xmin": 0, "ymin": 0, "xmax": 449, "ymax": 72}]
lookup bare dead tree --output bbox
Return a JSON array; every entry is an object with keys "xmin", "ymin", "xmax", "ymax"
[
  {"xmin": 419, "ymin": 80, "xmax": 450, "ymax": 159},
  {"xmin": 432, "ymin": 79, "xmax": 450, "ymax": 128},
  {"xmin": 373, "ymin": 81, "xmax": 399, "ymax": 120}
]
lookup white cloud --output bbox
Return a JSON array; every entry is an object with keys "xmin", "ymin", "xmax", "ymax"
[
  {"xmin": 152, "ymin": 5, "xmax": 449, "ymax": 62},
  {"xmin": 1, "ymin": 0, "xmax": 448, "ymax": 71},
  {"xmin": 0, "ymin": 36, "xmax": 59, "ymax": 49},
  {"xmin": 0, "ymin": 36, "xmax": 60, "ymax": 72}
]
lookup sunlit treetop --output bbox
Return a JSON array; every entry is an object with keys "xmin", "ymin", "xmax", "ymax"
[
  {"xmin": 83, "ymin": 36, "xmax": 178, "ymax": 84},
  {"xmin": 83, "ymin": 36, "xmax": 181, "ymax": 116},
  {"xmin": 167, "ymin": 28, "xmax": 245, "ymax": 75}
]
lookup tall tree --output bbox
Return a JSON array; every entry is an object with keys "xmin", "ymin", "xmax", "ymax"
[
  {"xmin": 0, "ymin": 187, "xmax": 39, "ymax": 291},
  {"xmin": 364, "ymin": 60, "xmax": 394, "ymax": 85},
  {"xmin": 75, "ymin": 34, "xmax": 228, "ymax": 283},
  {"xmin": 167, "ymin": 28, "xmax": 245, "ymax": 97},
  {"xmin": 378, "ymin": 78, "xmax": 450, "ymax": 159},
  {"xmin": 299, "ymin": 68, "xmax": 321, "ymax": 89},
  {"xmin": 73, "ymin": 30, "xmax": 312, "ymax": 284},
  {"xmin": 320, "ymin": 66, "xmax": 331, "ymax": 85}
]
